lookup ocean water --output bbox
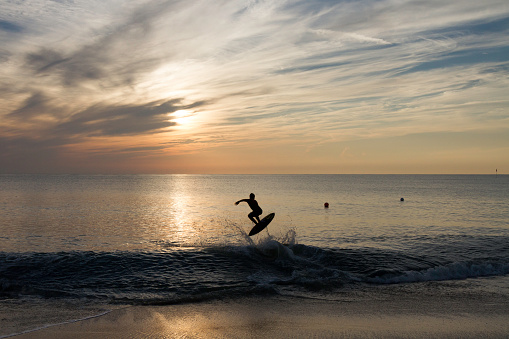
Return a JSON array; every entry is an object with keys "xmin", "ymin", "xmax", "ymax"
[{"xmin": 1, "ymin": 174, "xmax": 508, "ymax": 336}]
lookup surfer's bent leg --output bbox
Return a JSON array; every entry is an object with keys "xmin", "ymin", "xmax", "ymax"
[
  {"xmin": 248, "ymin": 211, "xmax": 257, "ymax": 224},
  {"xmin": 249, "ymin": 209, "xmax": 262, "ymax": 224}
]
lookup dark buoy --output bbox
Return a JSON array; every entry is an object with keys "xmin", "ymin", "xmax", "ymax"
[
  {"xmin": 400, "ymin": 197, "xmax": 405, "ymax": 202},
  {"xmin": 324, "ymin": 202, "xmax": 329, "ymax": 208}
]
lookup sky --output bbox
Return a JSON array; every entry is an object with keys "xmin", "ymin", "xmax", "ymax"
[{"xmin": 1, "ymin": 0, "xmax": 508, "ymax": 174}]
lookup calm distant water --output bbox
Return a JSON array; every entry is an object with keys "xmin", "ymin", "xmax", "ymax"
[
  {"xmin": 1, "ymin": 174, "xmax": 508, "ymax": 334},
  {"xmin": 1, "ymin": 174, "xmax": 508, "ymax": 252}
]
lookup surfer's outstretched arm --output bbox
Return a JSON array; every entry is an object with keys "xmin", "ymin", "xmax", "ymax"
[{"xmin": 235, "ymin": 199, "xmax": 248, "ymax": 205}]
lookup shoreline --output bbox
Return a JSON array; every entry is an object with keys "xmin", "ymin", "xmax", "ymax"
[{"xmin": 11, "ymin": 279, "xmax": 509, "ymax": 338}]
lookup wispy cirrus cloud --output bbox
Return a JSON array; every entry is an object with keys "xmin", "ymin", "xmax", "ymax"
[{"xmin": 1, "ymin": 0, "xmax": 508, "ymax": 173}]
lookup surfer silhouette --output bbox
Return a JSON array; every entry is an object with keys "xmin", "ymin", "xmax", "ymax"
[{"xmin": 235, "ymin": 193, "xmax": 262, "ymax": 224}]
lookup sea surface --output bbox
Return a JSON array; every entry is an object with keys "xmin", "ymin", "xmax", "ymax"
[{"xmin": 1, "ymin": 174, "xmax": 508, "ymax": 336}]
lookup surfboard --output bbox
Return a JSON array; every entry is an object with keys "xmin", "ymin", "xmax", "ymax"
[{"xmin": 249, "ymin": 213, "xmax": 275, "ymax": 236}]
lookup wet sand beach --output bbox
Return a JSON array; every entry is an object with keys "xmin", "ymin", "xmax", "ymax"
[{"xmin": 13, "ymin": 279, "xmax": 509, "ymax": 338}]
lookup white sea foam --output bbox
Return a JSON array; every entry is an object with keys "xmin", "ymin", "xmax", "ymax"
[{"xmin": 368, "ymin": 261, "xmax": 509, "ymax": 284}]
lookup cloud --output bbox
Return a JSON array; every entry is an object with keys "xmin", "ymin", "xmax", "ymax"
[
  {"xmin": 18, "ymin": 1, "xmax": 184, "ymax": 89},
  {"xmin": 8, "ymin": 92, "xmax": 52, "ymax": 119},
  {"xmin": 398, "ymin": 45, "xmax": 509, "ymax": 75},
  {"xmin": 1, "ymin": 0, "xmax": 509, "ymax": 173},
  {"xmin": 2, "ymin": 96, "xmax": 208, "ymax": 148},
  {"xmin": 54, "ymin": 101, "xmax": 178, "ymax": 137},
  {"xmin": 118, "ymin": 145, "xmax": 168, "ymax": 153},
  {"xmin": 0, "ymin": 96, "xmax": 211, "ymax": 173},
  {"xmin": 56, "ymin": 99, "xmax": 202, "ymax": 137}
]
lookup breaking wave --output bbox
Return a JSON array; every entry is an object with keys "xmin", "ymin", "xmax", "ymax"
[{"xmin": 1, "ymin": 227, "xmax": 508, "ymax": 305}]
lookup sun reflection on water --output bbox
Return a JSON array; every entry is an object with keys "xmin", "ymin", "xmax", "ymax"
[{"xmin": 161, "ymin": 175, "xmax": 202, "ymax": 248}]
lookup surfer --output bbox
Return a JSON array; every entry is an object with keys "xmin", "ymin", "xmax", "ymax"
[{"xmin": 235, "ymin": 193, "xmax": 263, "ymax": 224}]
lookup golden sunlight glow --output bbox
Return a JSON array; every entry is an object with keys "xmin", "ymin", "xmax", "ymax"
[{"xmin": 170, "ymin": 110, "xmax": 196, "ymax": 129}]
